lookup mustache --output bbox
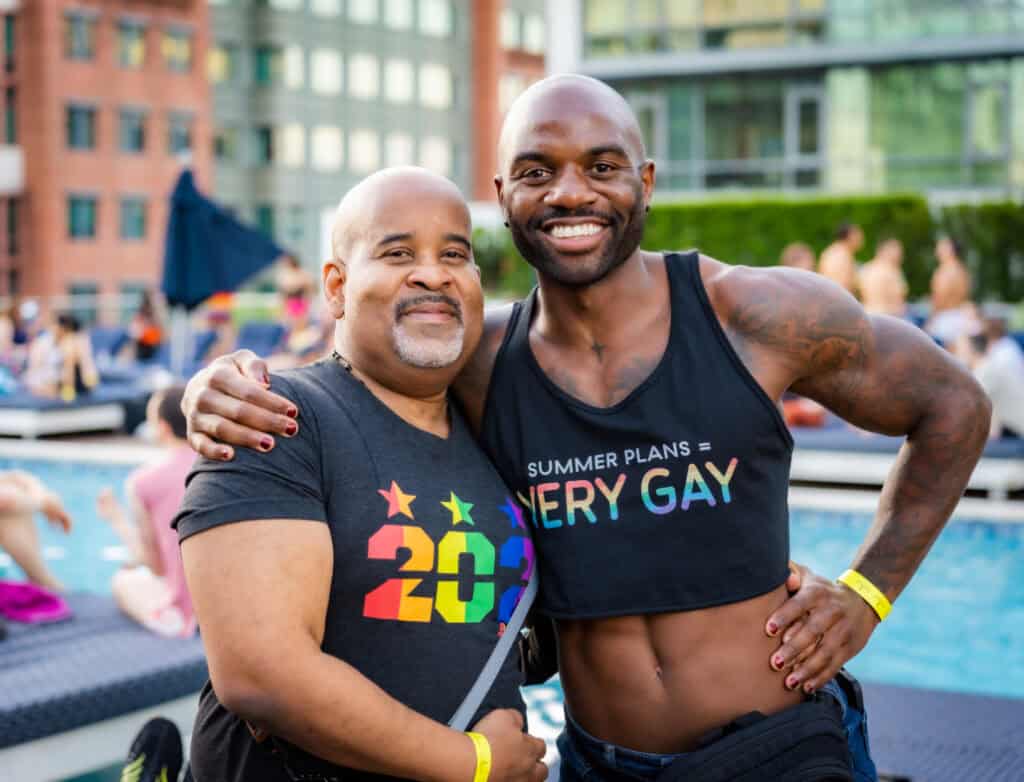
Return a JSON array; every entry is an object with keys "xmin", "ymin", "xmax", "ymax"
[
  {"xmin": 395, "ymin": 294, "xmax": 463, "ymax": 323},
  {"xmin": 528, "ymin": 207, "xmax": 617, "ymax": 230}
]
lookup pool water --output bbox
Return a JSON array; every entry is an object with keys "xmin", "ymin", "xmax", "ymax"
[{"xmin": 3, "ymin": 457, "xmax": 1023, "ymax": 703}]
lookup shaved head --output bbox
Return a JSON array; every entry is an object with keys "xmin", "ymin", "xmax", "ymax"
[
  {"xmin": 498, "ymin": 74, "xmax": 646, "ymax": 174},
  {"xmin": 331, "ymin": 167, "xmax": 469, "ymax": 262}
]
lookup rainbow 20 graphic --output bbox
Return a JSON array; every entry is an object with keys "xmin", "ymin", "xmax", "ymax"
[{"xmin": 363, "ymin": 482, "xmax": 533, "ymax": 626}]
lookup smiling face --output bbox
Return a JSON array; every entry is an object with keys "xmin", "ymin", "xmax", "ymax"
[
  {"xmin": 325, "ymin": 168, "xmax": 482, "ymax": 387},
  {"xmin": 496, "ymin": 75, "xmax": 655, "ymax": 288}
]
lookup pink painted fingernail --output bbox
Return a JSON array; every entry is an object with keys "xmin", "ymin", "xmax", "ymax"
[
  {"xmin": 219, "ymin": 448, "xmax": 231, "ymax": 459},
  {"xmin": 786, "ymin": 675, "xmax": 799, "ymax": 689},
  {"xmin": 773, "ymin": 655, "xmax": 784, "ymax": 669},
  {"xmin": 259, "ymin": 437, "xmax": 273, "ymax": 451},
  {"xmin": 767, "ymin": 622, "xmax": 778, "ymax": 635},
  {"xmin": 804, "ymin": 683, "xmax": 814, "ymax": 694},
  {"xmin": 286, "ymin": 407, "xmax": 298, "ymax": 418},
  {"xmin": 284, "ymin": 421, "xmax": 297, "ymax": 436}
]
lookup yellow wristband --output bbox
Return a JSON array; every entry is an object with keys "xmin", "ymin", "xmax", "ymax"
[
  {"xmin": 465, "ymin": 731, "xmax": 492, "ymax": 782},
  {"xmin": 837, "ymin": 569, "xmax": 892, "ymax": 621}
]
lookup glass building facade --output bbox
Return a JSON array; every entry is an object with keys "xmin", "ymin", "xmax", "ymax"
[{"xmin": 553, "ymin": 0, "xmax": 1024, "ymax": 196}]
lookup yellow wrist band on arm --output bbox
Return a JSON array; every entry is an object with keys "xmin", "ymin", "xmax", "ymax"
[
  {"xmin": 837, "ymin": 569, "xmax": 892, "ymax": 621},
  {"xmin": 465, "ymin": 731, "xmax": 492, "ymax": 782}
]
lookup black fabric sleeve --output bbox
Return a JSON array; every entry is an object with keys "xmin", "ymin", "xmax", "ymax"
[{"xmin": 173, "ymin": 375, "xmax": 327, "ymax": 542}]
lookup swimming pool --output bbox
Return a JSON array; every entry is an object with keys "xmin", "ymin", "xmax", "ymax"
[{"xmin": 3, "ymin": 456, "xmax": 1023, "ymax": 702}]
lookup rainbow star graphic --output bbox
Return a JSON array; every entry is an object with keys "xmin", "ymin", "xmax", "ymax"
[
  {"xmin": 499, "ymin": 497, "xmax": 526, "ymax": 530},
  {"xmin": 441, "ymin": 491, "xmax": 475, "ymax": 526},
  {"xmin": 377, "ymin": 481, "xmax": 416, "ymax": 520}
]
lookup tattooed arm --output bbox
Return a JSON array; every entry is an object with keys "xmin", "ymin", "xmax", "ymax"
[{"xmin": 707, "ymin": 258, "xmax": 992, "ymax": 690}]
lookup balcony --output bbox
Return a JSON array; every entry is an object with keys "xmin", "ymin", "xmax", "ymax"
[{"xmin": 0, "ymin": 144, "xmax": 23, "ymax": 195}]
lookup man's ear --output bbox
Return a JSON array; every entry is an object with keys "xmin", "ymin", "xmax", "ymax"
[
  {"xmin": 322, "ymin": 259, "xmax": 347, "ymax": 319},
  {"xmin": 640, "ymin": 160, "xmax": 656, "ymax": 210}
]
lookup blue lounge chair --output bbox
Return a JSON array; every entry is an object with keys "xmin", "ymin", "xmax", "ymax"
[
  {"xmin": 89, "ymin": 326, "xmax": 130, "ymax": 366},
  {"xmin": 0, "ymin": 383, "xmax": 148, "ymax": 438},
  {"xmin": 0, "ymin": 593, "xmax": 206, "ymax": 781},
  {"xmin": 234, "ymin": 322, "xmax": 285, "ymax": 358}
]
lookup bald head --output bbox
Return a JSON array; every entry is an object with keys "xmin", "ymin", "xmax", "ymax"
[
  {"xmin": 330, "ymin": 167, "xmax": 470, "ymax": 263},
  {"xmin": 498, "ymin": 74, "xmax": 646, "ymax": 173}
]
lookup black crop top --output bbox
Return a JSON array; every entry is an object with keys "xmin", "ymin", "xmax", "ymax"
[{"xmin": 480, "ymin": 252, "xmax": 793, "ymax": 619}]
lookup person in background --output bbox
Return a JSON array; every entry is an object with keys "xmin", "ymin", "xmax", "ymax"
[
  {"xmin": 779, "ymin": 241, "xmax": 816, "ymax": 272},
  {"xmin": 130, "ymin": 290, "xmax": 165, "ymax": 362},
  {"xmin": 96, "ymin": 385, "xmax": 197, "ymax": 638},
  {"xmin": 955, "ymin": 308, "xmax": 1024, "ymax": 439},
  {"xmin": 926, "ymin": 236, "xmax": 973, "ymax": 343},
  {"xmin": 859, "ymin": 238, "xmax": 908, "ymax": 317},
  {"xmin": 0, "ymin": 470, "xmax": 72, "ymax": 592},
  {"xmin": 24, "ymin": 313, "xmax": 98, "ymax": 400},
  {"xmin": 818, "ymin": 222, "xmax": 864, "ymax": 296},
  {"xmin": 275, "ymin": 255, "xmax": 314, "ymax": 317}
]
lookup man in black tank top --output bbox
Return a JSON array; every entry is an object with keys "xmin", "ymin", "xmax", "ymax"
[{"xmin": 183, "ymin": 78, "xmax": 990, "ymax": 782}]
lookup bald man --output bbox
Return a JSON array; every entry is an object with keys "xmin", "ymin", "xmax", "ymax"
[
  {"xmin": 184, "ymin": 77, "xmax": 989, "ymax": 781},
  {"xmin": 173, "ymin": 168, "xmax": 547, "ymax": 782}
]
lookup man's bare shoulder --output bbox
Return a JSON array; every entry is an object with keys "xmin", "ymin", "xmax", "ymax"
[{"xmin": 453, "ymin": 301, "xmax": 517, "ymax": 429}]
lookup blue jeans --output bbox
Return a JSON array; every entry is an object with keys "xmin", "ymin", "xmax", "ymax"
[{"xmin": 556, "ymin": 675, "xmax": 878, "ymax": 781}]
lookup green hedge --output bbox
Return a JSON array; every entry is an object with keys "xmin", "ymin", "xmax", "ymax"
[{"xmin": 472, "ymin": 195, "xmax": 1024, "ymax": 302}]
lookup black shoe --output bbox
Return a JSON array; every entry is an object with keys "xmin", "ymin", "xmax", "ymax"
[
  {"xmin": 0, "ymin": 614, "xmax": 7, "ymax": 641},
  {"xmin": 121, "ymin": 717, "xmax": 183, "ymax": 782}
]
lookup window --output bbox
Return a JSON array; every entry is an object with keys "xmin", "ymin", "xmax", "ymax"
[
  {"xmin": 419, "ymin": 136, "xmax": 451, "ymax": 176},
  {"xmin": 68, "ymin": 281, "xmax": 99, "ymax": 326},
  {"xmin": 4, "ymin": 87, "xmax": 14, "ymax": 144},
  {"xmin": 120, "ymin": 197, "xmax": 147, "ymax": 240},
  {"xmin": 119, "ymin": 109, "xmax": 146, "ymax": 153},
  {"xmin": 278, "ymin": 124, "xmax": 306, "ymax": 168},
  {"xmin": 349, "ymin": 54, "xmax": 379, "ymax": 99},
  {"xmin": 311, "ymin": 0, "xmax": 342, "ymax": 16},
  {"xmin": 255, "ymin": 204, "xmax": 275, "ymax": 238},
  {"xmin": 501, "ymin": 8, "xmax": 522, "ymax": 50},
  {"xmin": 254, "ymin": 45, "xmax": 282, "ymax": 86},
  {"xmin": 168, "ymin": 112, "xmax": 193, "ymax": 155},
  {"xmin": 284, "ymin": 45, "xmax": 304, "ymax": 89},
  {"xmin": 4, "ymin": 15, "xmax": 15, "ymax": 72},
  {"xmin": 285, "ymin": 205, "xmax": 305, "ymax": 246},
  {"xmin": 384, "ymin": 60, "xmax": 413, "ymax": 103},
  {"xmin": 523, "ymin": 14, "xmax": 545, "ymax": 54},
  {"xmin": 350, "ymin": 130, "xmax": 380, "ymax": 172},
  {"xmin": 349, "ymin": 0, "xmax": 378, "ymax": 24},
  {"xmin": 254, "ymin": 126, "xmax": 275, "ymax": 165},
  {"xmin": 386, "ymin": 132, "xmax": 414, "ymax": 166},
  {"xmin": 68, "ymin": 196, "xmax": 97, "ymax": 239},
  {"xmin": 65, "ymin": 14, "xmax": 96, "ymax": 60},
  {"xmin": 208, "ymin": 43, "xmax": 238, "ymax": 84},
  {"xmin": 214, "ymin": 126, "xmax": 239, "ymax": 161},
  {"xmin": 66, "ymin": 105, "xmax": 96, "ymax": 150},
  {"xmin": 499, "ymin": 73, "xmax": 526, "ymax": 114},
  {"xmin": 311, "ymin": 126, "xmax": 343, "ymax": 170},
  {"xmin": 385, "ymin": 0, "xmax": 413, "ymax": 28},
  {"xmin": 311, "ymin": 49, "xmax": 342, "ymax": 95},
  {"xmin": 419, "ymin": 0, "xmax": 452, "ymax": 37},
  {"xmin": 163, "ymin": 28, "xmax": 193, "ymax": 72},
  {"xmin": 8, "ymin": 199, "xmax": 18, "ymax": 256},
  {"xmin": 419, "ymin": 63, "xmax": 452, "ymax": 108},
  {"xmin": 118, "ymin": 20, "xmax": 146, "ymax": 68}
]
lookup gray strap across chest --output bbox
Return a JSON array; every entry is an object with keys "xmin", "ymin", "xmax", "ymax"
[{"xmin": 448, "ymin": 567, "xmax": 539, "ymax": 731}]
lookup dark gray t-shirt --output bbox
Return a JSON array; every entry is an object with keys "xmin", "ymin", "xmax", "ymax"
[{"xmin": 174, "ymin": 360, "xmax": 533, "ymax": 782}]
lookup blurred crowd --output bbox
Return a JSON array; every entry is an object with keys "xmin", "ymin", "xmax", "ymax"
[
  {"xmin": 781, "ymin": 223, "xmax": 1024, "ymax": 440},
  {"xmin": 0, "ymin": 256, "xmax": 333, "ymax": 402}
]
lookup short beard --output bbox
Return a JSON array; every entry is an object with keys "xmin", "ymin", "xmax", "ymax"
[
  {"xmin": 391, "ymin": 321, "xmax": 465, "ymax": 368},
  {"xmin": 509, "ymin": 183, "xmax": 648, "ymax": 288}
]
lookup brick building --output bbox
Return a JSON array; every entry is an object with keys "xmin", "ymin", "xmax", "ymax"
[{"xmin": 4, "ymin": 0, "xmax": 212, "ymax": 318}]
